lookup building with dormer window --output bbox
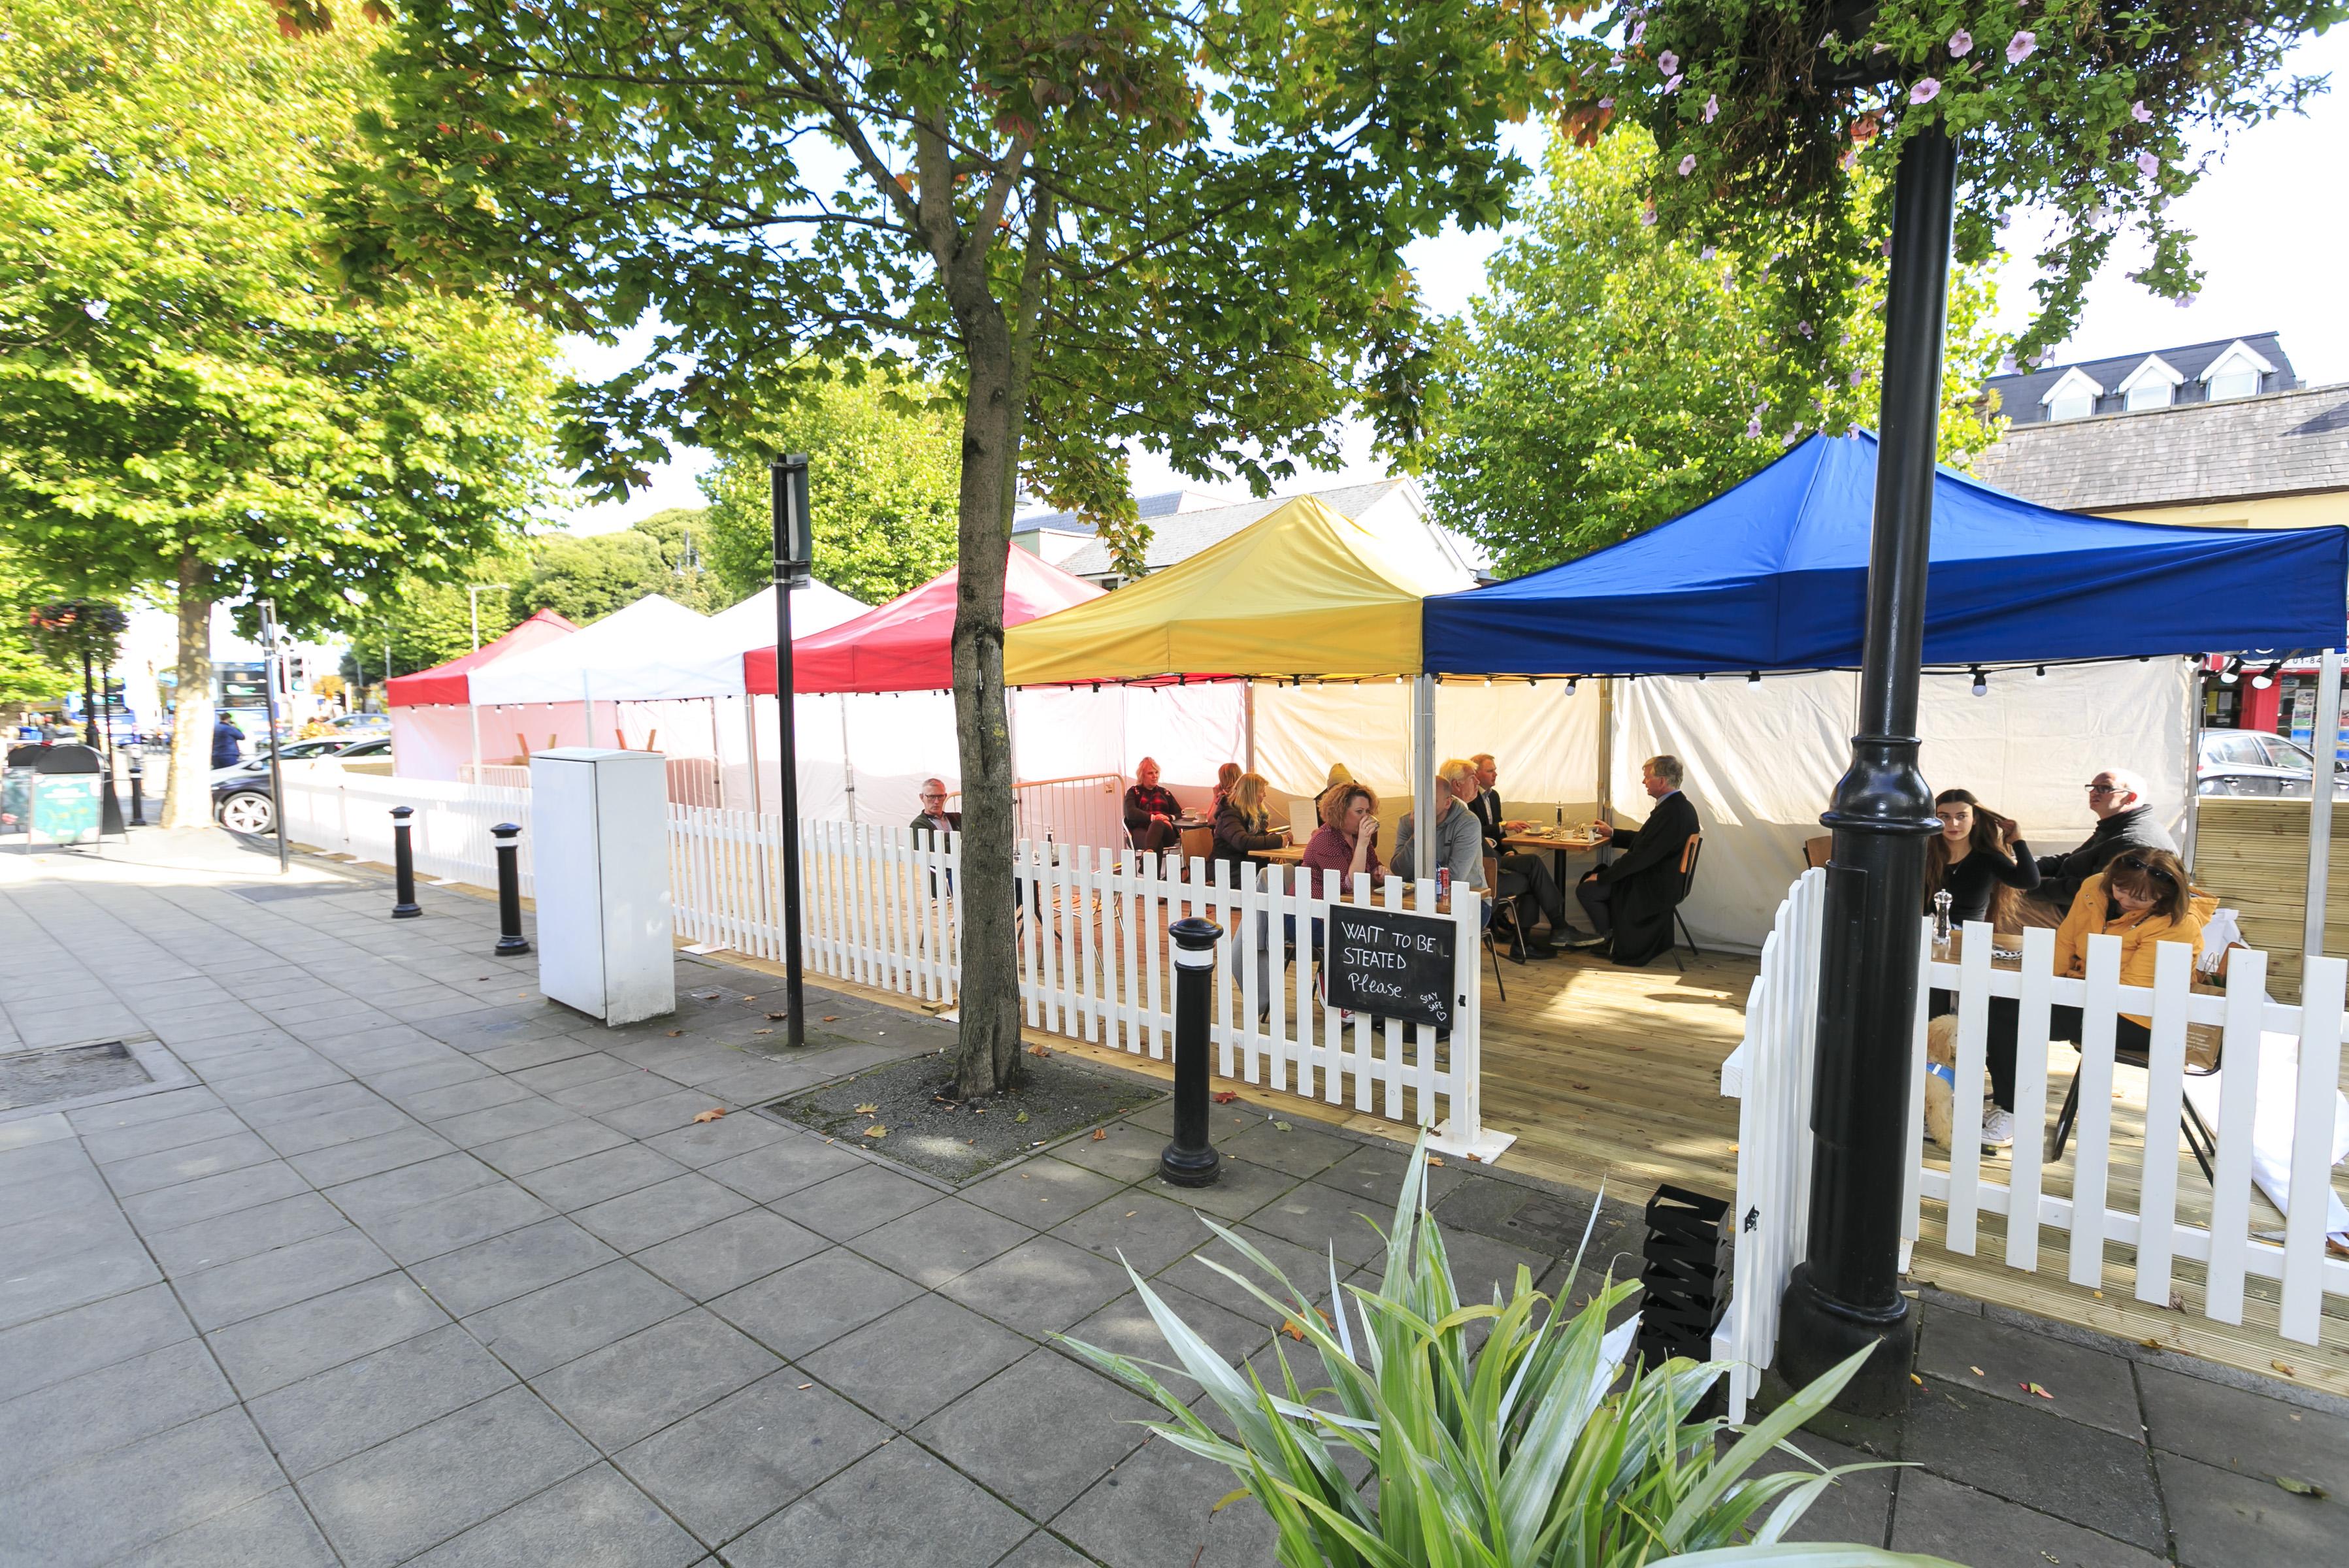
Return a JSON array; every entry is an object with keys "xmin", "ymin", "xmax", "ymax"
[{"xmin": 1982, "ymin": 333, "xmax": 2297, "ymax": 424}]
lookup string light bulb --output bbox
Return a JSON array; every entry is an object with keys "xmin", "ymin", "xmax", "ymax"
[
  {"xmin": 2252, "ymin": 661, "xmax": 2282, "ymax": 690},
  {"xmin": 2218, "ymin": 657, "xmax": 2241, "ymax": 686},
  {"xmin": 2035, "ymin": 665, "xmax": 2046, "ymax": 679},
  {"xmin": 1970, "ymin": 666, "xmax": 1988, "ymax": 697},
  {"xmin": 1747, "ymin": 670, "xmax": 1762, "ymax": 685}
]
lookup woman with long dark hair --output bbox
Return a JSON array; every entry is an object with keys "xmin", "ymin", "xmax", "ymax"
[{"xmin": 1924, "ymin": 789, "xmax": 2039, "ymax": 930}]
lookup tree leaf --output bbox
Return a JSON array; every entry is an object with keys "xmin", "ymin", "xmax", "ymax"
[{"xmin": 693, "ymin": 1107, "xmax": 727, "ymax": 1123}]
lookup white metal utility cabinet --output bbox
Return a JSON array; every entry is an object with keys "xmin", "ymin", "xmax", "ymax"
[{"xmin": 529, "ymin": 748, "xmax": 676, "ymax": 1025}]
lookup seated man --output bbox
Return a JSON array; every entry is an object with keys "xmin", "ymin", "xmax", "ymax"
[
  {"xmin": 2021, "ymin": 766, "xmax": 2176, "ymax": 924},
  {"xmin": 1568, "ymin": 754, "xmax": 1699, "ymax": 966},
  {"xmin": 1124, "ymin": 756, "xmax": 1181, "ymax": 855},
  {"xmin": 1464, "ymin": 751, "xmax": 1579, "ymax": 947},
  {"xmin": 1389, "ymin": 760, "xmax": 1489, "ymax": 894},
  {"xmin": 907, "ymin": 779, "xmax": 959, "ymax": 838}
]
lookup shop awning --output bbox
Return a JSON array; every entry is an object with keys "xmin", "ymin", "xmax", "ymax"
[
  {"xmin": 385, "ymin": 608, "xmax": 577, "ymax": 708},
  {"xmin": 744, "ymin": 548, "xmax": 1101, "ymax": 695},
  {"xmin": 1004, "ymin": 495, "xmax": 1475, "ymax": 685},
  {"xmin": 1422, "ymin": 432, "xmax": 2349, "ymax": 676}
]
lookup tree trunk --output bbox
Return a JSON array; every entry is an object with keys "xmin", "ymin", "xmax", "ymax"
[
  {"xmin": 948, "ymin": 301, "xmax": 1026, "ymax": 1100},
  {"xmin": 161, "ymin": 551, "xmax": 216, "ymax": 829}
]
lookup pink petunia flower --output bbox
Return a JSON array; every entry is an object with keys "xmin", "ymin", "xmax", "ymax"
[
  {"xmin": 1664, "ymin": 73, "xmax": 1683, "ymax": 93},
  {"xmin": 1630, "ymin": 20, "xmax": 1645, "ymax": 44},
  {"xmin": 1948, "ymin": 29, "xmax": 1973, "ymax": 57},
  {"xmin": 1796, "ymin": 321, "xmax": 1813, "ymax": 338},
  {"xmin": 1839, "ymin": 148, "xmax": 1858, "ymax": 171},
  {"xmin": 2131, "ymin": 100, "xmax": 2152, "ymax": 123},
  {"xmin": 1598, "ymin": 97, "xmax": 1615, "ymax": 109},
  {"xmin": 1703, "ymin": 93, "xmax": 1719, "ymax": 123},
  {"xmin": 1909, "ymin": 77, "xmax": 1941, "ymax": 105},
  {"xmin": 2177, "ymin": 292, "xmax": 2199, "ymax": 308},
  {"xmin": 2135, "ymin": 150, "xmax": 2160, "ymax": 176},
  {"xmin": 1700, "ymin": 246, "xmax": 1717, "ymax": 260},
  {"xmin": 1640, "ymin": 203, "xmax": 1658, "ymax": 227},
  {"xmin": 1782, "ymin": 429, "xmax": 1801, "ymax": 448},
  {"xmin": 1849, "ymin": 367, "xmax": 1865, "ymax": 386},
  {"xmin": 1678, "ymin": 153, "xmax": 1697, "ymax": 176},
  {"xmin": 2006, "ymin": 30, "xmax": 2036, "ymax": 65},
  {"xmin": 1746, "ymin": 419, "xmax": 1764, "ymax": 439},
  {"xmin": 1658, "ymin": 50, "xmax": 1679, "ymax": 75}
]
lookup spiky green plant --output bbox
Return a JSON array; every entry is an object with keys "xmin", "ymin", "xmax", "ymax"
[{"xmin": 1064, "ymin": 1137, "xmax": 1954, "ymax": 1568}]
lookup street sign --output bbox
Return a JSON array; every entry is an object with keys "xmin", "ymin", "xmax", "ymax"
[{"xmin": 1324, "ymin": 904, "xmax": 1456, "ymax": 1032}]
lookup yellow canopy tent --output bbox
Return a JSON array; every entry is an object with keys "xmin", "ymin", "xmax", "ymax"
[
  {"xmin": 1002, "ymin": 495, "xmax": 1473, "ymax": 685},
  {"xmin": 1004, "ymin": 493, "xmax": 1476, "ymax": 880}
]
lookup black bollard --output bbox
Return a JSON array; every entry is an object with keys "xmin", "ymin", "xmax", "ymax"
[
  {"xmin": 1159, "ymin": 917, "xmax": 1224, "ymax": 1188},
  {"xmin": 389, "ymin": 806, "xmax": 421, "ymax": 919},
  {"xmin": 492, "ymin": 823, "xmax": 530, "ymax": 955},
  {"xmin": 127, "ymin": 749, "xmax": 144, "ymax": 827}
]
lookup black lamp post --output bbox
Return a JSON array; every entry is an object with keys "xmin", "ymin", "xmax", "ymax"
[
  {"xmin": 1773, "ymin": 123, "xmax": 1956, "ymax": 1414},
  {"xmin": 770, "ymin": 455, "xmax": 813, "ymax": 1049}
]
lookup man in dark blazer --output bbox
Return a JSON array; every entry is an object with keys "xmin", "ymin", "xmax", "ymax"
[
  {"xmin": 1466, "ymin": 752, "xmax": 1577, "ymax": 953},
  {"xmin": 1568, "ymin": 755, "xmax": 1699, "ymax": 966}
]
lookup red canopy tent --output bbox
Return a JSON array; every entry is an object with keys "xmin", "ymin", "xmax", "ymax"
[
  {"xmin": 744, "ymin": 549, "xmax": 1101, "ymax": 694},
  {"xmin": 386, "ymin": 609, "xmax": 578, "ymax": 708}
]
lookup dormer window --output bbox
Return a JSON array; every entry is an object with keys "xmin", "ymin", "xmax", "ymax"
[
  {"xmin": 2200, "ymin": 339, "xmax": 2276, "ymax": 402},
  {"xmin": 2039, "ymin": 366, "xmax": 2104, "ymax": 423},
  {"xmin": 2116, "ymin": 353, "xmax": 2184, "ymax": 413}
]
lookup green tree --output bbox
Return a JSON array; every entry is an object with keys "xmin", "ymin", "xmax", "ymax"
[
  {"xmin": 625, "ymin": 508, "xmax": 732, "ymax": 613},
  {"xmin": 310, "ymin": 0, "xmax": 1568, "ymax": 1097},
  {"xmin": 514, "ymin": 531, "xmax": 676, "ymax": 625},
  {"xmin": 1421, "ymin": 129, "xmax": 2008, "ymax": 577},
  {"xmin": 0, "ymin": 0, "xmax": 557, "ymax": 825},
  {"xmin": 0, "ymin": 547, "xmax": 76, "ymax": 710},
  {"xmin": 1567, "ymin": 2, "xmax": 2337, "ymax": 370},
  {"xmin": 697, "ymin": 370, "xmax": 963, "ymax": 605}
]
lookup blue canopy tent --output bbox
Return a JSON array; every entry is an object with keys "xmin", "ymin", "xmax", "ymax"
[{"xmin": 1423, "ymin": 432, "xmax": 2348, "ymax": 676}]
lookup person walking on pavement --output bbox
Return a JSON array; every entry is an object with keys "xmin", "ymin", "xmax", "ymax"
[{"xmin": 210, "ymin": 712, "xmax": 244, "ymax": 770}]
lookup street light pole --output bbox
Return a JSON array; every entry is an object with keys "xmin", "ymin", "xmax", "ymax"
[
  {"xmin": 259, "ymin": 599, "xmax": 293, "ymax": 875},
  {"xmin": 770, "ymin": 455, "xmax": 813, "ymax": 1049},
  {"xmin": 1773, "ymin": 124, "xmax": 1956, "ymax": 1414}
]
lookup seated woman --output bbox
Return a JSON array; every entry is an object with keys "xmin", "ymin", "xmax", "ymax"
[
  {"xmin": 1212, "ymin": 772, "xmax": 1285, "ymax": 873},
  {"xmin": 1213, "ymin": 762, "xmax": 1241, "ymax": 808},
  {"xmin": 1300, "ymin": 783, "xmax": 1380, "ymax": 894},
  {"xmin": 1977, "ymin": 847, "xmax": 2207, "ymax": 1149},
  {"xmin": 1927, "ymin": 788, "xmax": 2039, "ymax": 931}
]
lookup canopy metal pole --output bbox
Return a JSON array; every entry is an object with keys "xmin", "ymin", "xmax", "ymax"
[
  {"xmin": 1596, "ymin": 678, "xmax": 1615, "ymax": 825},
  {"xmin": 2182, "ymin": 659, "xmax": 2203, "ymax": 874},
  {"xmin": 1412, "ymin": 673, "xmax": 1437, "ymax": 881},
  {"xmin": 2305, "ymin": 647, "xmax": 2341, "ymax": 956},
  {"xmin": 1775, "ymin": 123, "xmax": 1954, "ymax": 1416},
  {"xmin": 1243, "ymin": 682, "xmax": 1257, "ymax": 774},
  {"xmin": 745, "ymin": 696, "xmax": 763, "ymax": 817},
  {"xmin": 838, "ymin": 695, "xmax": 857, "ymax": 824}
]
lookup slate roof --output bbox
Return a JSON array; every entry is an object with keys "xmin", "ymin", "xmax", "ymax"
[
  {"xmin": 1010, "ymin": 488, "xmax": 1233, "ymax": 539},
  {"xmin": 1982, "ymin": 333, "xmax": 2297, "ymax": 425},
  {"xmin": 1055, "ymin": 478, "xmax": 1429, "ymax": 579},
  {"xmin": 1967, "ymin": 383, "xmax": 2349, "ymax": 512}
]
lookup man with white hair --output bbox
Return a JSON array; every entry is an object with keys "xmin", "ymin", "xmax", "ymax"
[{"xmin": 2026, "ymin": 765, "xmax": 2178, "ymax": 919}]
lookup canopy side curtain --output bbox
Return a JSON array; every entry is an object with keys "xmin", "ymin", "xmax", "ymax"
[
  {"xmin": 1247, "ymin": 679, "xmax": 1603, "ymax": 832},
  {"xmin": 1611, "ymin": 659, "xmax": 2193, "ymax": 950}
]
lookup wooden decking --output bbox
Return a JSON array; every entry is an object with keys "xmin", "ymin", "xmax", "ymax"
[{"xmin": 795, "ymin": 929, "xmax": 2349, "ymax": 1402}]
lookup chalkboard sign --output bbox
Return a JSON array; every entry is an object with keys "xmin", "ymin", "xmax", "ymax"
[
  {"xmin": 31, "ymin": 774, "xmax": 103, "ymax": 845},
  {"xmin": 1324, "ymin": 905, "xmax": 1457, "ymax": 1031}
]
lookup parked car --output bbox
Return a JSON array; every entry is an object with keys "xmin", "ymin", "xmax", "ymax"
[
  {"xmin": 209, "ymin": 736, "xmax": 355, "ymax": 785},
  {"xmin": 2195, "ymin": 730, "xmax": 2349, "ymax": 798},
  {"xmin": 212, "ymin": 736, "xmax": 393, "ymax": 834},
  {"xmin": 329, "ymin": 711, "xmax": 393, "ymax": 736}
]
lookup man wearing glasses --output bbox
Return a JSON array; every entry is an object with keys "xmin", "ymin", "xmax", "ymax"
[
  {"xmin": 2023, "ymin": 766, "xmax": 2178, "ymax": 922},
  {"xmin": 909, "ymin": 779, "xmax": 959, "ymax": 840}
]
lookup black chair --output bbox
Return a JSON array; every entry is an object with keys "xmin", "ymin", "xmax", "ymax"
[
  {"xmin": 1479, "ymin": 854, "xmax": 1511, "ymax": 1000},
  {"xmin": 1667, "ymin": 834, "xmax": 1705, "ymax": 972},
  {"xmin": 2044, "ymin": 1017, "xmax": 2224, "ymax": 1181}
]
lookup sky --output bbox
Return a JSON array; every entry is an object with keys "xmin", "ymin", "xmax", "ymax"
[{"xmin": 559, "ymin": 27, "xmax": 2348, "ymax": 534}]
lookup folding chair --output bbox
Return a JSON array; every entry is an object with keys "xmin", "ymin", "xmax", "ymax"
[
  {"xmin": 1667, "ymin": 834, "xmax": 1705, "ymax": 972},
  {"xmin": 1479, "ymin": 854, "xmax": 1511, "ymax": 1000}
]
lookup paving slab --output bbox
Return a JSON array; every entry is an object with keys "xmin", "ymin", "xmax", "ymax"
[
  {"xmin": 1901, "ymin": 1378, "xmax": 2167, "ymax": 1552},
  {"xmin": 402, "ymin": 1463, "xmax": 703, "ymax": 1568},
  {"xmin": 2158, "ymin": 1448, "xmax": 2345, "ymax": 1568},
  {"xmin": 719, "ymin": 1439, "xmax": 1033, "ymax": 1568},
  {"xmin": 614, "ymin": 1370, "xmax": 891, "ymax": 1548},
  {"xmin": 246, "ymin": 1323, "xmax": 518, "ymax": 1478},
  {"xmin": 912, "ymin": 1347, "xmax": 1159, "ymax": 1518},
  {"xmin": 528, "ymin": 1307, "xmax": 781, "ymax": 1452},
  {"xmin": 710, "ymin": 1246, "xmax": 925, "ymax": 1361},
  {"xmin": 461, "ymin": 1259, "xmax": 692, "ymax": 1378},
  {"xmin": 632, "ymin": 1207, "xmax": 827, "ymax": 1299}
]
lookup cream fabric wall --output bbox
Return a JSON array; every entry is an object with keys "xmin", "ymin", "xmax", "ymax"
[{"xmin": 1610, "ymin": 660, "xmax": 2195, "ymax": 951}]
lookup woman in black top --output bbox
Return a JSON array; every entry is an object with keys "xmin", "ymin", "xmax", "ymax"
[
  {"xmin": 1212, "ymin": 772, "xmax": 1287, "ymax": 872},
  {"xmin": 1925, "ymin": 788, "xmax": 2039, "ymax": 927}
]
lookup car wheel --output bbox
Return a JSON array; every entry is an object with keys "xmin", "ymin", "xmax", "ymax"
[{"xmin": 219, "ymin": 791, "xmax": 274, "ymax": 834}]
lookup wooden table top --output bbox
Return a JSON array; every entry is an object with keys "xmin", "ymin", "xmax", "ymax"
[
  {"xmin": 1249, "ymin": 844, "xmax": 1307, "ymax": 864},
  {"xmin": 1502, "ymin": 828, "xmax": 1605, "ymax": 851}
]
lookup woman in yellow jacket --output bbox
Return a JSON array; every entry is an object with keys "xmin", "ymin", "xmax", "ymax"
[{"xmin": 1980, "ymin": 848, "xmax": 2207, "ymax": 1149}]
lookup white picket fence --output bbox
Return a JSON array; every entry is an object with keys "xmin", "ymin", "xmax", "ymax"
[
  {"xmin": 1718, "ymin": 874, "xmax": 2349, "ymax": 1420},
  {"xmin": 280, "ymin": 776, "xmax": 1509, "ymax": 1158},
  {"xmin": 280, "ymin": 774, "xmax": 535, "ymax": 892}
]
